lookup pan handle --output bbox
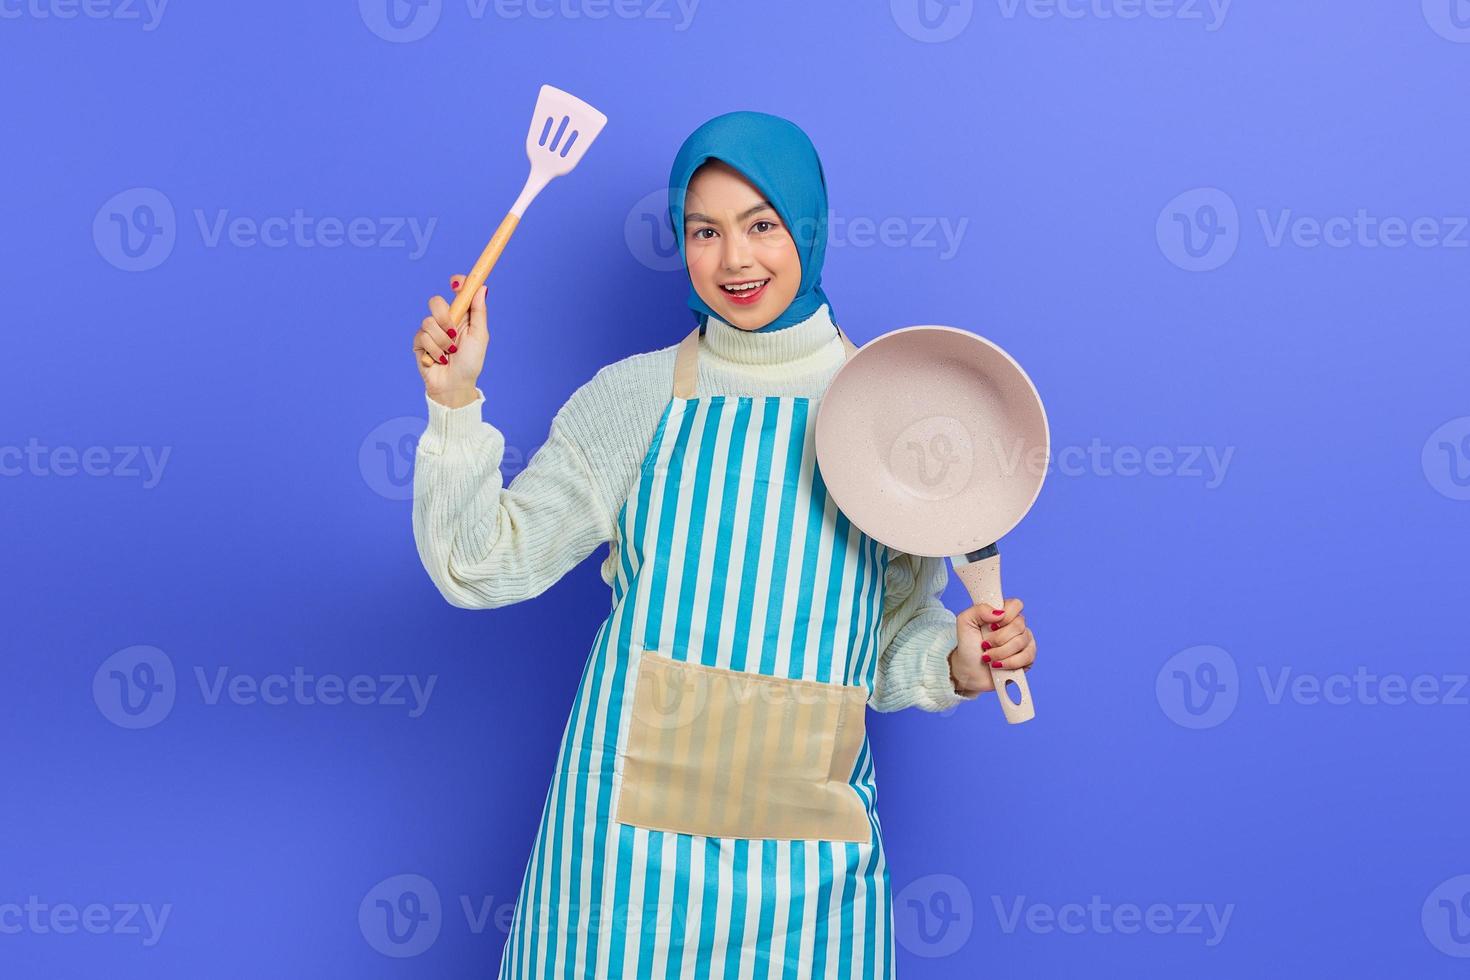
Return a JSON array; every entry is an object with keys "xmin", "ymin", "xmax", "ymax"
[{"xmin": 951, "ymin": 545, "xmax": 1035, "ymax": 724}]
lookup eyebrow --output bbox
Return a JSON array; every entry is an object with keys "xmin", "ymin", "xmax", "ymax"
[{"xmin": 684, "ymin": 201, "xmax": 775, "ymax": 226}]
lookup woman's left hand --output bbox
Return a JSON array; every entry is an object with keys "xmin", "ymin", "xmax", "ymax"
[{"xmin": 949, "ymin": 597, "xmax": 1035, "ymax": 696}]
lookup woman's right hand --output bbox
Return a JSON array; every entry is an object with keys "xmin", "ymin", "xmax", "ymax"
[{"xmin": 414, "ymin": 274, "xmax": 489, "ymax": 408}]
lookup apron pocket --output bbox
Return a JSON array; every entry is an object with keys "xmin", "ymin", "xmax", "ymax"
[{"xmin": 615, "ymin": 650, "xmax": 871, "ymax": 843}]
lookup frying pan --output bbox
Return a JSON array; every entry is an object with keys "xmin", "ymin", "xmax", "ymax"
[{"xmin": 814, "ymin": 325, "xmax": 1049, "ymax": 724}]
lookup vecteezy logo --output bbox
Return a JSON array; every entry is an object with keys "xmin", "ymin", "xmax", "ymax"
[
  {"xmin": 360, "ymin": 416, "xmax": 424, "ymax": 501},
  {"xmin": 889, "ymin": 416, "xmax": 974, "ymax": 501},
  {"xmin": 93, "ymin": 188, "xmax": 176, "ymax": 272},
  {"xmin": 630, "ymin": 653, "xmax": 709, "ymax": 732},
  {"xmin": 1423, "ymin": 0, "xmax": 1470, "ymax": 42},
  {"xmin": 625, "ymin": 188, "xmax": 683, "ymax": 272},
  {"xmin": 1423, "ymin": 875, "xmax": 1470, "ymax": 957},
  {"xmin": 890, "ymin": 0, "xmax": 973, "ymax": 42},
  {"xmin": 894, "ymin": 873, "xmax": 973, "ymax": 958},
  {"xmin": 1157, "ymin": 188, "xmax": 1240, "ymax": 272},
  {"xmin": 359, "ymin": 0, "xmax": 441, "ymax": 42},
  {"xmin": 1156, "ymin": 644, "xmax": 1238, "ymax": 729},
  {"xmin": 1422, "ymin": 416, "xmax": 1470, "ymax": 501},
  {"xmin": 93, "ymin": 645, "xmax": 177, "ymax": 729},
  {"xmin": 360, "ymin": 874, "xmax": 442, "ymax": 957}
]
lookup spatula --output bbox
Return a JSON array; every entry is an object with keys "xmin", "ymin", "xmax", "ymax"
[{"xmin": 443, "ymin": 84, "xmax": 608, "ymax": 328}]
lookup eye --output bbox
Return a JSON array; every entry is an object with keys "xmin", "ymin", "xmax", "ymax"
[
  {"xmin": 691, "ymin": 227, "xmax": 716, "ymax": 241},
  {"xmin": 752, "ymin": 220, "xmax": 777, "ymax": 233}
]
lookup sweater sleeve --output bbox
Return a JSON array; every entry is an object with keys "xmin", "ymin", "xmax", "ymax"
[
  {"xmin": 411, "ymin": 385, "xmax": 615, "ymax": 609},
  {"xmin": 869, "ymin": 551, "xmax": 983, "ymax": 713}
]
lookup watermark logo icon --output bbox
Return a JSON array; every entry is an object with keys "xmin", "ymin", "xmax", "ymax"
[
  {"xmin": 890, "ymin": 416, "xmax": 974, "ymax": 501},
  {"xmin": 94, "ymin": 188, "xmax": 176, "ymax": 272},
  {"xmin": 891, "ymin": 0, "xmax": 973, "ymax": 42},
  {"xmin": 625, "ymin": 188, "xmax": 682, "ymax": 272},
  {"xmin": 360, "ymin": 416, "xmax": 423, "ymax": 501},
  {"xmin": 1156, "ymin": 644, "xmax": 1238, "ymax": 729},
  {"xmin": 1157, "ymin": 188, "xmax": 1239, "ymax": 272},
  {"xmin": 629, "ymin": 654, "xmax": 711, "ymax": 732},
  {"xmin": 93, "ymin": 645, "xmax": 176, "ymax": 729},
  {"xmin": 1423, "ymin": 0, "xmax": 1470, "ymax": 42},
  {"xmin": 360, "ymin": 0, "xmax": 441, "ymax": 42},
  {"xmin": 1424, "ymin": 875, "xmax": 1470, "ymax": 957},
  {"xmin": 894, "ymin": 873, "xmax": 973, "ymax": 958},
  {"xmin": 1422, "ymin": 416, "xmax": 1470, "ymax": 501},
  {"xmin": 360, "ymin": 874, "xmax": 442, "ymax": 957}
]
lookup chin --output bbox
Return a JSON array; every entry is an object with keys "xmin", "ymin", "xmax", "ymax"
[
  {"xmin": 720, "ymin": 311, "xmax": 765, "ymax": 331},
  {"xmin": 705, "ymin": 284, "xmax": 795, "ymax": 331}
]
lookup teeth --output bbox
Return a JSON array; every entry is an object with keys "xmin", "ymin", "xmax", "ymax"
[{"xmin": 721, "ymin": 279, "xmax": 768, "ymax": 293}]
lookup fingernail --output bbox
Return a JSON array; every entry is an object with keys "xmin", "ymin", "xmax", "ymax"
[
  {"xmin": 447, "ymin": 344, "xmax": 457, "ymax": 354},
  {"xmin": 438, "ymin": 355, "xmax": 447, "ymax": 364},
  {"xmin": 990, "ymin": 622, "xmax": 1002, "ymax": 631},
  {"xmin": 981, "ymin": 641, "xmax": 990, "ymax": 652},
  {"xmin": 452, "ymin": 280, "xmax": 461, "ymax": 289},
  {"xmin": 981, "ymin": 655, "xmax": 991, "ymax": 664},
  {"xmin": 991, "ymin": 660, "xmax": 1004, "ymax": 669},
  {"xmin": 447, "ymin": 328, "xmax": 457, "ymax": 338},
  {"xmin": 991, "ymin": 608, "xmax": 1004, "ymax": 616}
]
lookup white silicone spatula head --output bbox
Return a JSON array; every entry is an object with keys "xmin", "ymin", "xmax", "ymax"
[{"xmin": 511, "ymin": 84, "xmax": 609, "ymax": 216}]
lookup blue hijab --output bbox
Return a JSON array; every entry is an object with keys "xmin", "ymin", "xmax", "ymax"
[{"xmin": 667, "ymin": 111, "xmax": 834, "ymax": 333}]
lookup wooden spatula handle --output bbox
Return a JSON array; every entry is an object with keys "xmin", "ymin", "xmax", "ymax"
[
  {"xmin": 952, "ymin": 548, "xmax": 1036, "ymax": 724},
  {"xmin": 447, "ymin": 212, "xmax": 521, "ymax": 327}
]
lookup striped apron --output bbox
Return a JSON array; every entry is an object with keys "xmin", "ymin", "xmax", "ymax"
[{"xmin": 499, "ymin": 322, "xmax": 896, "ymax": 979}]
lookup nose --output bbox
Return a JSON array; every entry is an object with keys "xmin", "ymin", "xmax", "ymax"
[{"xmin": 720, "ymin": 233, "xmax": 752, "ymax": 272}]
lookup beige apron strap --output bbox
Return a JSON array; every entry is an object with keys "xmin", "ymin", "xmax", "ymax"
[
  {"xmin": 671, "ymin": 325, "xmax": 702, "ymax": 399},
  {"xmin": 671, "ymin": 321, "xmax": 858, "ymax": 398}
]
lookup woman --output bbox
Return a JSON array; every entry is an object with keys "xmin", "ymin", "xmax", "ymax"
[{"xmin": 411, "ymin": 110, "xmax": 1037, "ymax": 978}]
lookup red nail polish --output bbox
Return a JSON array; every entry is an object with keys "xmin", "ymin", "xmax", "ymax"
[
  {"xmin": 447, "ymin": 344, "xmax": 457, "ymax": 354},
  {"xmin": 981, "ymin": 641, "xmax": 990, "ymax": 651},
  {"xmin": 438, "ymin": 355, "xmax": 447, "ymax": 364},
  {"xmin": 991, "ymin": 608, "xmax": 1004, "ymax": 616},
  {"xmin": 991, "ymin": 661, "xmax": 1004, "ymax": 669},
  {"xmin": 447, "ymin": 327, "xmax": 457, "ymax": 338},
  {"xmin": 452, "ymin": 280, "xmax": 461, "ymax": 289},
  {"xmin": 981, "ymin": 655, "xmax": 991, "ymax": 664},
  {"xmin": 990, "ymin": 622, "xmax": 1002, "ymax": 631}
]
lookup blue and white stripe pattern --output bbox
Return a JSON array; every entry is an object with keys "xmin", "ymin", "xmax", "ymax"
[{"xmin": 499, "ymin": 383, "xmax": 895, "ymax": 979}]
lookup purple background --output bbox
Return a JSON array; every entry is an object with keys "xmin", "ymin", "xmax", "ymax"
[{"xmin": 4, "ymin": 0, "xmax": 1469, "ymax": 976}]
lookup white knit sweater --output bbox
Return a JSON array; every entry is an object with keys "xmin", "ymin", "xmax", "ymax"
[{"xmin": 411, "ymin": 303, "xmax": 978, "ymax": 713}]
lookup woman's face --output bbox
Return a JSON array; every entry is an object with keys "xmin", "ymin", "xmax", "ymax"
[{"xmin": 682, "ymin": 161, "xmax": 802, "ymax": 331}]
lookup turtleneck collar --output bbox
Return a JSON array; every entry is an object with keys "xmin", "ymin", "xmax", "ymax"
[{"xmin": 701, "ymin": 303, "xmax": 842, "ymax": 368}]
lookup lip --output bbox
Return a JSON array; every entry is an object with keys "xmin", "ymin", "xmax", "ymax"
[{"xmin": 720, "ymin": 278, "xmax": 770, "ymax": 306}]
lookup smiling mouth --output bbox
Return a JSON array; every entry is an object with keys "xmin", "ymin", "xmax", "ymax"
[
  {"xmin": 720, "ymin": 278, "xmax": 770, "ymax": 294},
  {"xmin": 720, "ymin": 278, "xmax": 771, "ymax": 304}
]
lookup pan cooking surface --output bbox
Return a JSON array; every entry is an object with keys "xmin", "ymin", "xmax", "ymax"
[{"xmin": 815, "ymin": 327, "xmax": 1049, "ymax": 558}]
